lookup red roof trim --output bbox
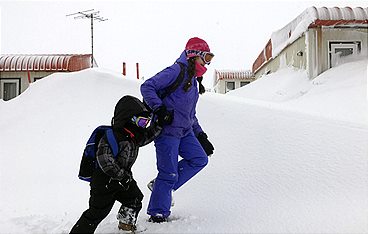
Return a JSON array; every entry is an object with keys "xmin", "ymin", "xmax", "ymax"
[{"xmin": 310, "ymin": 19, "xmax": 368, "ymax": 27}]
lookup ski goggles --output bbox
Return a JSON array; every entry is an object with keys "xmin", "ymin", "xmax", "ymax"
[
  {"xmin": 186, "ymin": 50, "xmax": 214, "ymax": 65},
  {"xmin": 200, "ymin": 51, "xmax": 214, "ymax": 65},
  {"xmin": 131, "ymin": 115, "xmax": 151, "ymax": 128}
]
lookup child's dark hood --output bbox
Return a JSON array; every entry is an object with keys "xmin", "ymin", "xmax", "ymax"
[{"xmin": 112, "ymin": 95, "xmax": 150, "ymax": 130}]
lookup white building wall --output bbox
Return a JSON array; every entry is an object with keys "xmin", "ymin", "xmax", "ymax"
[{"xmin": 214, "ymin": 79, "xmax": 253, "ymax": 94}]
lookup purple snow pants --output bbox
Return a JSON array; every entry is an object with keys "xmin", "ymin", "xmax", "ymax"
[{"xmin": 147, "ymin": 132, "xmax": 208, "ymax": 218}]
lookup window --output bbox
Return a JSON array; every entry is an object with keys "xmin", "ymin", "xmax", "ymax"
[
  {"xmin": 335, "ymin": 48, "xmax": 353, "ymax": 57},
  {"xmin": 225, "ymin": 81, "xmax": 235, "ymax": 93},
  {"xmin": 240, "ymin": 81, "xmax": 250, "ymax": 87},
  {"xmin": 329, "ymin": 41, "xmax": 361, "ymax": 68},
  {"xmin": 1, "ymin": 79, "xmax": 20, "ymax": 101}
]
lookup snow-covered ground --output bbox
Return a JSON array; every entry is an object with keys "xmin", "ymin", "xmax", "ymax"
[{"xmin": 0, "ymin": 59, "xmax": 367, "ymax": 233}]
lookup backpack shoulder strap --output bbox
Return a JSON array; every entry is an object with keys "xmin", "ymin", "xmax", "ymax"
[
  {"xmin": 159, "ymin": 62, "xmax": 185, "ymax": 99},
  {"xmin": 105, "ymin": 128, "xmax": 119, "ymax": 158}
]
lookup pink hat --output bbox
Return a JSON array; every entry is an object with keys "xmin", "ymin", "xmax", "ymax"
[{"xmin": 185, "ymin": 37, "xmax": 211, "ymax": 58}]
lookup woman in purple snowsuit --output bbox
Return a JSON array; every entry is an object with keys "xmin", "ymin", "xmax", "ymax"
[{"xmin": 140, "ymin": 37, "xmax": 215, "ymax": 222}]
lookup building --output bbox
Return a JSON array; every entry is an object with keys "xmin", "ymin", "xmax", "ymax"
[
  {"xmin": 213, "ymin": 70, "xmax": 255, "ymax": 94},
  {"xmin": 252, "ymin": 7, "xmax": 368, "ymax": 80},
  {"xmin": 0, "ymin": 54, "xmax": 92, "ymax": 100}
]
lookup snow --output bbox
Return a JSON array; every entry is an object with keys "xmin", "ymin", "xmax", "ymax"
[
  {"xmin": 227, "ymin": 67, "xmax": 311, "ymax": 102},
  {"xmin": 227, "ymin": 59, "xmax": 368, "ymax": 125},
  {"xmin": 271, "ymin": 7, "xmax": 316, "ymax": 57},
  {"xmin": 0, "ymin": 59, "xmax": 367, "ymax": 233}
]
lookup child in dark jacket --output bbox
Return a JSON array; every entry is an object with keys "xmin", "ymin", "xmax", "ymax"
[{"xmin": 70, "ymin": 95, "xmax": 162, "ymax": 233}]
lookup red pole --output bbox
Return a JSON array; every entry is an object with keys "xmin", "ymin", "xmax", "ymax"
[
  {"xmin": 136, "ymin": 62, "xmax": 139, "ymax": 80},
  {"xmin": 122, "ymin": 62, "xmax": 126, "ymax": 76}
]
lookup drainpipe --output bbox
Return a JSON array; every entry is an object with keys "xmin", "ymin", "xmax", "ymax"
[{"xmin": 27, "ymin": 70, "xmax": 31, "ymax": 83}]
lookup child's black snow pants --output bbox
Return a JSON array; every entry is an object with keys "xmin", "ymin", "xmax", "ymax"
[{"xmin": 70, "ymin": 169, "xmax": 143, "ymax": 234}]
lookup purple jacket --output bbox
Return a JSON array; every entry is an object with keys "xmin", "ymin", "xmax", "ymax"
[{"xmin": 140, "ymin": 51, "xmax": 203, "ymax": 138}]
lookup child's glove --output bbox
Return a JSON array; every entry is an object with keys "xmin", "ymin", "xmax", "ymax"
[
  {"xmin": 119, "ymin": 170, "xmax": 132, "ymax": 190},
  {"xmin": 155, "ymin": 106, "xmax": 174, "ymax": 126},
  {"xmin": 197, "ymin": 132, "xmax": 214, "ymax": 156},
  {"xmin": 106, "ymin": 170, "xmax": 132, "ymax": 191}
]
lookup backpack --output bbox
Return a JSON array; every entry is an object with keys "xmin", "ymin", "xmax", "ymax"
[
  {"xmin": 158, "ymin": 62, "xmax": 185, "ymax": 99},
  {"xmin": 78, "ymin": 125, "xmax": 119, "ymax": 182},
  {"xmin": 143, "ymin": 62, "xmax": 185, "ymax": 111}
]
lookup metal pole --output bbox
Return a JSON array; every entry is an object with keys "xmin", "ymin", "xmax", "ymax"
[
  {"xmin": 123, "ymin": 62, "xmax": 126, "ymax": 76},
  {"xmin": 91, "ymin": 14, "xmax": 94, "ymax": 68}
]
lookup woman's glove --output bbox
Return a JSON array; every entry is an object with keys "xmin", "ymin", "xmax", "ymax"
[
  {"xmin": 197, "ymin": 132, "xmax": 214, "ymax": 156},
  {"xmin": 197, "ymin": 76, "xmax": 206, "ymax": 94},
  {"xmin": 155, "ymin": 106, "xmax": 174, "ymax": 126}
]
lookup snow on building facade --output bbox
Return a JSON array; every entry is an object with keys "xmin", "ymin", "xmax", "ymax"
[
  {"xmin": 252, "ymin": 7, "xmax": 368, "ymax": 80},
  {"xmin": 0, "ymin": 54, "xmax": 92, "ymax": 100},
  {"xmin": 213, "ymin": 70, "xmax": 255, "ymax": 94}
]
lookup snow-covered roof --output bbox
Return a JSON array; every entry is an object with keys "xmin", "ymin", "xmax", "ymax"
[
  {"xmin": 253, "ymin": 7, "xmax": 368, "ymax": 73},
  {"xmin": 272, "ymin": 7, "xmax": 368, "ymax": 57},
  {"xmin": 0, "ymin": 54, "xmax": 92, "ymax": 72}
]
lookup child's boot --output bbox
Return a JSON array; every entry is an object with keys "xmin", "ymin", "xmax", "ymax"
[{"xmin": 118, "ymin": 221, "xmax": 136, "ymax": 231}]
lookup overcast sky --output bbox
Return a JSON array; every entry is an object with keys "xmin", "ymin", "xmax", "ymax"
[{"xmin": 1, "ymin": 0, "xmax": 366, "ymax": 86}]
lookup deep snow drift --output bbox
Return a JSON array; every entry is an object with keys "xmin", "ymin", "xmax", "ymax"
[{"xmin": 0, "ymin": 59, "xmax": 367, "ymax": 233}]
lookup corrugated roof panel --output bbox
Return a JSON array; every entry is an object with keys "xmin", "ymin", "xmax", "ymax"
[
  {"xmin": 51, "ymin": 56, "xmax": 59, "ymax": 70},
  {"xmin": 45, "ymin": 56, "xmax": 53, "ymax": 70},
  {"xmin": 10, "ymin": 56, "xmax": 18, "ymax": 71},
  {"xmin": 329, "ymin": 7, "xmax": 342, "ymax": 20},
  {"xmin": 39, "ymin": 56, "xmax": 47, "ymax": 70},
  {"xmin": 62, "ymin": 56, "xmax": 71, "ymax": 71},
  {"xmin": 57, "ymin": 56, "xmax": 64, "ymax": 70},
  {"xmin": 27, "ymin": 56, "xmax": 35, "ymax": 70},
  {"xmin": 314, "ymin": 6, "xmax": 367, "ymax": 21},
  {"xmin": 33, "ymin": 56, "xmax": 41, "ymax": 71},
  {"xmin": 0, "ymin": 54, "xmax": 91, "ymax": 72},
  {"xmin": 340, "ymin": 7, "xmax": 354, "ymax": 20},
  {"xmin": 21, "ymin": 56, "xmax": 30, "ymax": 70},
  {"xmin": 0, "ymin": 56, "xmax": 8, "ymax": 70},
  {"xmin": 317, "ymin": 7, "xmax": 329, "ymax": 20},
  {"xmin": 354, "ymin": 7, "xmax": 368, "ymax": 20},
  {"xmin": 16, "ymin": 56, "xmax": 25, "ymax": 71},
  {"xmin": 216, "ymin": 70, "xmax": 254, "ymax": 80}
]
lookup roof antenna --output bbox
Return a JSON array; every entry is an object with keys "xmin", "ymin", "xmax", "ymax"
[{"xmin": 66, "ymin": 9, "xmax": 108, "ymax": 68}]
